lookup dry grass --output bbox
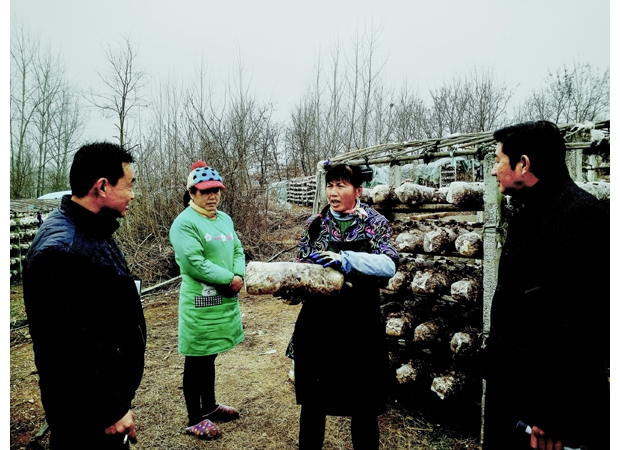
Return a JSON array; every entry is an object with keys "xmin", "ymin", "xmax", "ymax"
[{"xmin": 10, "ymin": 284, "xmax": 480, "ymax": 450}]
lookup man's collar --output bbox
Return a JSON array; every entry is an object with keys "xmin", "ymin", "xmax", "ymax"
[
  {"xmin": 509, "ymin": 174, "xmax": 572, "ymax": 205},
  {"xmin": 60, "ymin": 195, "xmax": 120, "ymax": 236}
]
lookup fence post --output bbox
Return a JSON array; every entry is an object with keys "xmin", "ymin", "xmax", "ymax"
[{"xmin": 480, "ymin": 150, "xmax": 500, "ymax": 446}]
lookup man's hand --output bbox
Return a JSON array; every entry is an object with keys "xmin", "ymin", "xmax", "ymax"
[
  {"xmin": 309, "ymin": 251, "xmax": 342, "ymax": 269},
  {"xmin": 530, "ymin": 425, "xmax": 562, "ymax": 450},
  {"xmin": 104, "ymin": 409, "xmax": 137, "ymax": 444}
]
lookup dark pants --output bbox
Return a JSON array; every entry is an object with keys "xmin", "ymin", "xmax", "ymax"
[
  {"xmin": 183, "ymin": 354, "xmax": 218, "ymax": 426},
  {"xmin": 50, "ymin": 428, "xmax": 129, "ymax": 450},
  {"xmin": 482, "ymin": 379, "xmax": 531, "ymax": 450},
  {"xmin": 298, "ymin": 403, "xmax": 380, "ymax": 450}
]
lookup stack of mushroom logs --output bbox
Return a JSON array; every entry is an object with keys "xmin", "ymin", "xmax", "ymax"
[
  {"xmin": 366, "ymin": 181, "xmax": 484, "ymax": 406},
  {"xmin": 245, "ymin": 181, "xmax": 485, "ymax": 408}
]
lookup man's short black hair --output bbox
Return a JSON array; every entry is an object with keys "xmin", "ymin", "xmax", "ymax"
[
  {"xmin": 493, "ymin": 120, "xmax": 569, "ymax": 180},
  {"xmin": 69, "ymin": 142, "xmax": 134, "ymax": 197}
]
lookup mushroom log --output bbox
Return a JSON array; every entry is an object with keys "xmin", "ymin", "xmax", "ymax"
[{"xmin": 244, "ymin": 261, "xmax": 344, "ymax": 296}]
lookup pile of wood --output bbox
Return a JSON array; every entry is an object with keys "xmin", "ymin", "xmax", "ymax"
[
  {"xmin": 362, "ymin": 181, "xmax": 484, "ymax": 209},
  {"xmin": 10, "ymin": 200, "xmax": 59, "ymax": 282},
  {"xmin": 287, "ymin": 176, "xmax": 316, "ymax": 206},
  {"xmin": 390, "ymin": 218, "xmax": 483, "ymax": 258},
  {"xmin": 382, "ymin": 214, "xmax": 484, "ymax": 405},
  {"xmin": 9, "ymin": 214, "xmax": 39, "ymax": 282},
  {"xmin": 383, "ymin": 255, "xmax": 483, "ymax": 402}
]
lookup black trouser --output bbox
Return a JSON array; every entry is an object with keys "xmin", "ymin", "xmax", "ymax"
[
  {"xmin": 183, "ymin": 354, "xmax": 218, "ymax": 426},
  {"xmin": 49, "ymin": 428, "xmax": 129, "ymax": 450},
  {"xmin": 298, "ymin": 404, "xmax": 379, "ymax": 450}
]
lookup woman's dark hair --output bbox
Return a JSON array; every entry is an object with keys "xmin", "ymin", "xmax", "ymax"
[
  {"xmin": 183, "ymin": 186, "xmax": 199, "ymax": 207},
  {"xmin": 493, "ymin": 120, "xmax": 568, "ymax": 180},
  {"xmin": 69, "ymin": 142, "xmax": 134, "ymax": 197},
  {"xmin": 307, "ymin": 164, "xmax": 363, "ymax": 241},
  {"xmin": 325, "ymin": 164, "xmax": 364, "ymax": 188}
]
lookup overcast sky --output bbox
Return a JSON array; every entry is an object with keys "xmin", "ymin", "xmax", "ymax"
[{"xmin": 8, "ymin": 0, "xmax": 612, "ymax": 142}]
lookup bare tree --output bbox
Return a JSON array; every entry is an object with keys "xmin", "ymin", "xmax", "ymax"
[
  {"xmin": 31, "ymin": 42, "xmax": 65, "ymax": 196},
  {"xmin": 428, "ymin": 67, "xmax": 514, "ymax": 136},
  {"xmin": 463, "ymin": 66, "xmax": 514, "ymax": 132},
  {"xmin": 389, "ymin": 84, "xmax": 431, "ymax": 142},
  {"xmin": 286, "ymin": 47, "xmax": 347, "ymax": 174},
  {"xmin": 516, "ymin": 61, "xmax": 610, "ymax": 124},
  {"xmin": 428, "ymin": 75, "xmax": 470, "ymax": 137},
  {"xmin": 183, "ymin": 54, "xmax": 278, "ymax": 212},
  {"xmin": 10, "ymin": 24, "xmax": 40, "ymax": 198},
  {"xmin": 344, "ymin": 23, "xmax": 389, "ymax": 150},
  {"xmin": 47, "ymin": 85, "xmax": 85, "ymax": 192},
  {"xmin": 85, "ymin": 36, "xmax": 147, "ymax": 149},
  {"xmin": 10, "ymin": 24, "xmax": 85, "ymax": 198},
  {"xmin": 285, "ymin": 22, "xmax": 395, "ymax": 169},
  {"xmin": 285, "ymin": 90, "xmax": 321, "ymax": 176}
]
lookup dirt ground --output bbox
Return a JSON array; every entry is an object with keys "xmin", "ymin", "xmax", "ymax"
[{"xmin": 9, "ymin": 281, "xmax": 481, "ymax": 450}]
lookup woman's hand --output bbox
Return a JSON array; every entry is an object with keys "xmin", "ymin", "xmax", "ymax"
[
  {"xmin": 309, "ymin": 251, "xmax": 342, "ymax": 269},
  {"xmin": 230, "ymin": 275, "xmax": 244, "ymax": 293}
]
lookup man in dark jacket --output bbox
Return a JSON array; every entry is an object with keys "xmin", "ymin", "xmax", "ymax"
[
  {"xmin": 482, "ymin": 121, "xmax": 609, "ymax": 450},
  {"xmin": 23, "ymin": 142, "xmax": 147, "ymax": 449}
]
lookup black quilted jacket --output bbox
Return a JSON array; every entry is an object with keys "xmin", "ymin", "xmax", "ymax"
[{"xmin": 23, "ymin": 195, "xmax": 147, "ymax": 433}]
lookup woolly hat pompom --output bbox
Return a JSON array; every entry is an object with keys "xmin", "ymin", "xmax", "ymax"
[{"xmin": 191, "ymin": 160, "xmax": 207, "ymax": 171}]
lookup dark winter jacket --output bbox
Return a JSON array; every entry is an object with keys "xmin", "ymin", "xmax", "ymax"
[
  {"xmin": 482, "ymin": 176, "xmax": 609, "ymax": 449},
  {"xmin": 23, "ymin": 196, "xmax": 147, "ymax": 433},
  {"xmin": 292, "ymin": 205, "xmax": 398, "ymax": 416}
]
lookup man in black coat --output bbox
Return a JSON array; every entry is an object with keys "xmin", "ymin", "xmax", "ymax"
[
  {"xmin": 23, "ymin": 142, "xmax": 147, "ymax": 449},
  {"xmin": 482, "ymin": 121, "xmax": 609, "ymax": 450}
]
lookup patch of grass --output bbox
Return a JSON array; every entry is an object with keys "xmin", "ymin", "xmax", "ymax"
[{"xmin": 10, "ymin": 286, "xmax": 27, "ymax": 327}]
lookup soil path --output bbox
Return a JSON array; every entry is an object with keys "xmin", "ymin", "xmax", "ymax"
[{"xmin": 10, "ymin": 284, "xmax": 479, "ymax": 449}]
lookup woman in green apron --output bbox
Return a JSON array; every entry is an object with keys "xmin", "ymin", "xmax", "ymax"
[{"xmin": 170, "ymin": 161, "xmax": 245, "ymax": 439}]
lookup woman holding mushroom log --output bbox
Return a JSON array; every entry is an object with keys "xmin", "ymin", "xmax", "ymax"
[
  {"xmin": 290, "ymin": 162, "xmax": 399, "ymax": 450},
  {"xmin": 169, "ymin": 161, "xmax": 245, "ymax": 440}
]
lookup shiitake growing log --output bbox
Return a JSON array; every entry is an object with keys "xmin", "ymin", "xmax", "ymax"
[
  {"xmin": 380, "ymin": 301, "xmax": 404, "ymax": 320},
  {"xmin": 412, "ymin": 319, "xmax": 446, "ymax": 345},
  {"xmin": 394, "ymin": 229, "xmax": 425, "ymax": 253},
  {"xmin": 245, "ymin": 261, "xmax": 344, "ymax": 296},
  {"xmin": 423, "ymin": 227, "xmax": 458, "ymax": 254},
  {"xmin": 386, "ymin": 316, "xmax": 409, "ymax": 337},
  {"xmin": 385, "ymin": 311, "xmax": 416, "ymax": 338},
  {"xmin": 446, "ymin": 182, "xmax": 484, "ymax": 206},
  {"xmin": 411, "ymin": 269, "xmax": 449, "ymax": 295},
  {"xmin": 395, "ymin": 182, "xmax": 436, "ymax": 206},
  {"xmin": 371, "ymin": 184, "xmax": 397, "ymax": 205},
  {"xmin": 396, "ymin": 359, "xmax": 427, "ymax": 385},
  {"xmin": 450, "ymin": 278, "xmax": 480, "ymax": 303},
  {"xmin": 361, "ymin": 187, "xmax": 374, "ymax": 205},
  {"xmin": 387, "ymin": 271, "xmax": 411, "ymax": 293},
  {"xmin": 430, "ymin": 373, "xmax": 466, "ymax": 400},
  {"xmin": 454, "ymin": 232, "xmax": 482, "ymax": 257},
  {"xmin": 449, "ymin": 331, "xmax": 475, "ymax": 356}
]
